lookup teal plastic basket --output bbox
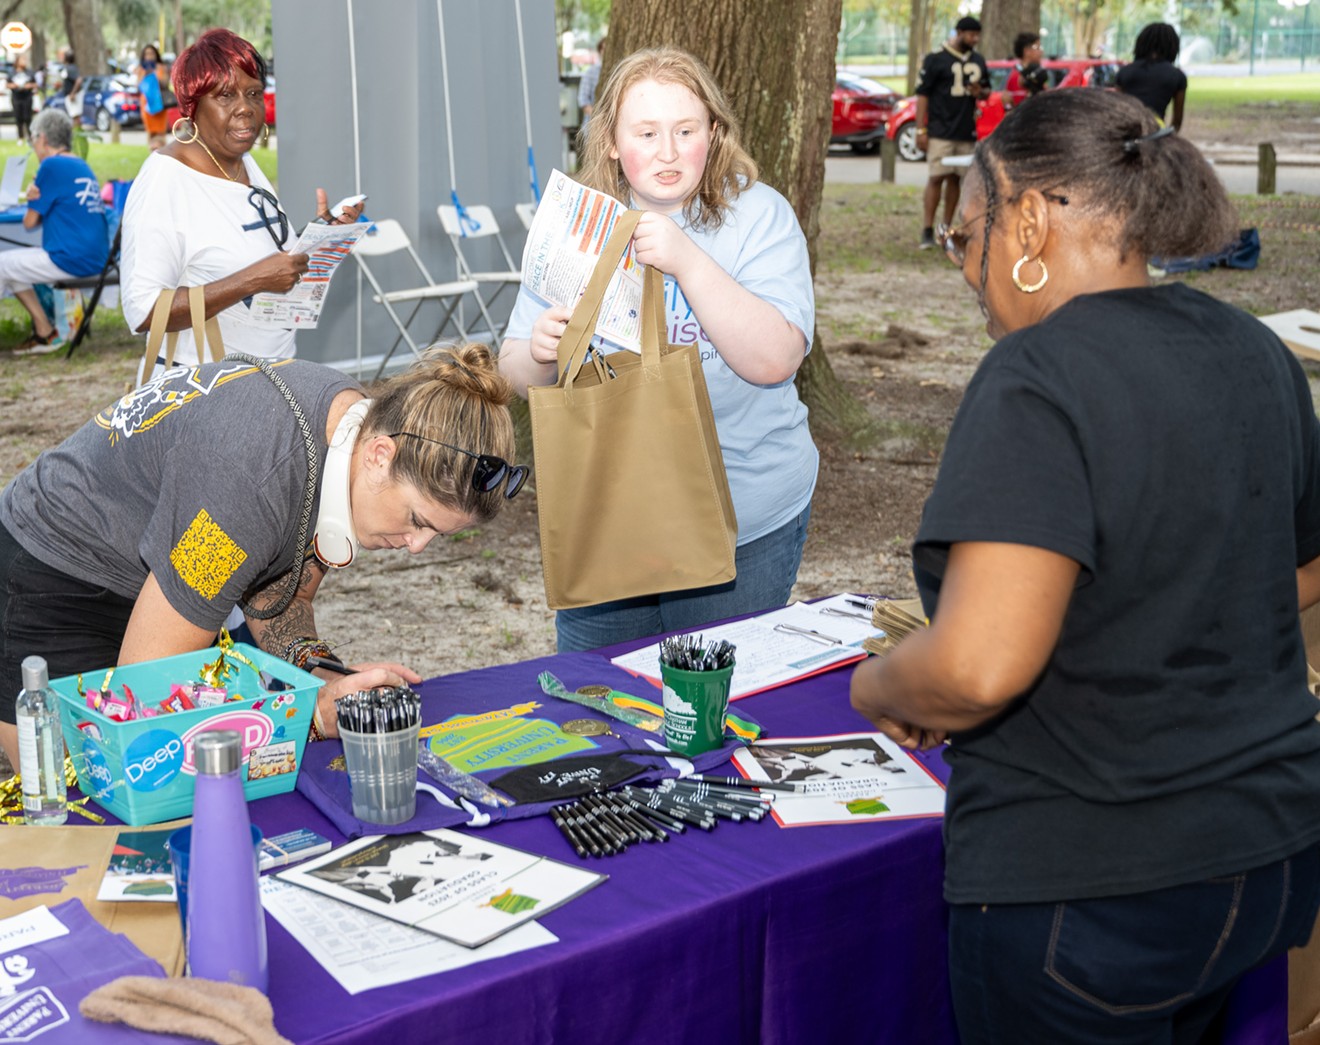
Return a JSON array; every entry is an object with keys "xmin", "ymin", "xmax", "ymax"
[{"xmin": 51, "ymin": 643, "xmax": 323, "ymax": 825}]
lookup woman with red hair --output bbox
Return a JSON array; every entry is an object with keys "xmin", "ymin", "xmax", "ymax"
[{"xmin": 120, "ymin": 28, "xmax": 362, "ymax": 381}]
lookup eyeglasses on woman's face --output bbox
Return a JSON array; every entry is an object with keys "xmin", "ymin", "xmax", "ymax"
[
  {"xmin": 936, "ymin": 190, "xmax": 1070, "ymax": 267},
  {"xmin": 389, "ymin": 432, "xmax": 528, "ymax": 500}
]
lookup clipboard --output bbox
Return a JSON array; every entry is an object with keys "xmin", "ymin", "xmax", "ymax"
[{"xmin": 0, "ymin": 154, "xmax": 28, "ymax": 208}]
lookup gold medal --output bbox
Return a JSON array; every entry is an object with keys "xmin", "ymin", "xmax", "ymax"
[
  {"xmin": 576, "ymin": 685, "xmax": 613, "ymax": 699},
  {"xmin": 561, "ymin": 718, "xmax": 611, "ymax": 737}
]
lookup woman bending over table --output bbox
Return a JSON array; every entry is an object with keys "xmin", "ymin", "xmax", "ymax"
[
  {"xmin": 120, "ymin": 28, "xmax": 362, "ymax": 381},
  {"xmin": 850, "ymin": 89, "xmax": 1320, "ymax": 1043},
  {"xmin": 0, "ymin": 343, "xmax": 527, "ymax": 768},
  {"xmin": 500, "ymin": 46, "xmax": 816, "ymax": 652}
]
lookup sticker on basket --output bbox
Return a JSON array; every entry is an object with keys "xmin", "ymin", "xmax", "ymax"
[
  {"xmin": 181, "ymin": 711, "xmax": 274, "ymax": 774},
  {"xmin": 246, "ymin": 741, "xmax": 297, "ymax": 782},
  {"xmin": 123, "ymin": 728, "xmax": 185, "ymax": 792},
  {"xmin": 81, "ymin": 739, "xmax": 115, "ymax": 801}
]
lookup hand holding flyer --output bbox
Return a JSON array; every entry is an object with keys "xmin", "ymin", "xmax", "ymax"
[
  {"xmin": 521, "ymin": 168, "xmax": 646, "ymax": 352},
  {"xmin": 249, "ymin": 221, "xmax": 373, "ymax": 328}
]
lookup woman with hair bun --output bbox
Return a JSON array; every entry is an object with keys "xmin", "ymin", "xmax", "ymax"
[
  {"xmin": 0, "ymin": 344, "xmax": 527, "ymax": 766},
  {"xmin": 851, "ymin": 89, "xmax": 1320, "ymax": 1042},
  {"xmin": 120, "ymin": 28, "xmax": 363, "ymax": 380}
]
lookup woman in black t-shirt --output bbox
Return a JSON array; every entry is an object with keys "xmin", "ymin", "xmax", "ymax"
[
  {"xmin": 1117, "ymin": 22, "xmax": 1188, "ymax": 129},
  {"xmin": 850, "ymin": 89, "xmax": 1320, "ymax": 1043}
]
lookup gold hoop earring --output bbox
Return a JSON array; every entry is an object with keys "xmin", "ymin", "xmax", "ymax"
[
  {"xmin": 1012, "ymin": 255, "xmax": 1048, "ymax": 293},
  {"xmin": 171, "ymin": 117, "xmax": 197, "ymax": 144},
  {"xmin": 261, "ymin": 124, "xmax": 269, "ymax": 146}
]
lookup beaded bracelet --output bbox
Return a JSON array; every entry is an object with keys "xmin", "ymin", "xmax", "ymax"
[
  {"xmin": 309, "ymin": 703, "xmax": 327, "ymax": 742},
  {"xmin": 283, "ymin": 637, "xmax": 342, "ymax": 671}
]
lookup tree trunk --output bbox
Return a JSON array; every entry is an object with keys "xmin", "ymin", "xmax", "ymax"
[
  {"xmin": 61, "ymin": 0, "xmax": 106, "ymax": 75},
  {"xmin": 906, "ymin": 0, "xmax": 931, "ymax": 94},
  {"xmin": 980, "ymin": 0, "xmax": 1043, "ymax": 62},
  {"xmin": 608, "ymin": 0, "xmax": 870, "ymax": 440}
]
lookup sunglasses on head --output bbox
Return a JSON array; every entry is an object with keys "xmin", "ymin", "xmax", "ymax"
[{"xmin": 389, "ymin": 432, "xmax": 528, "ymax": 500}]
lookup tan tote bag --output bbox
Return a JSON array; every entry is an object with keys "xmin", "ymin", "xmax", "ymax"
[
  {"xmin": 528, "ymin": 210, "xmax": 737, "ymax": 610},
  {"xmin": 139, "ymin": 285, "xmax": 225, "ymax": 381}
]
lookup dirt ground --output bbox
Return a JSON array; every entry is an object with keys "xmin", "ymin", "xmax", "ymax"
[{"xmin": 0, "ymin": 99, "xmax": 1316, "ymax": 698}]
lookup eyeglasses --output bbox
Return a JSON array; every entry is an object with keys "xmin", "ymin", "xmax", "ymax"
[
  {"xmin": 936, "ymin": 190, "xmax": 1069, "ymax": 267},
  {"xmin": 390, "ymin": 432, "xmax": 528, "ymax": 500},
  {"xmin": 247, "ymin": 186, "xmax": 289, "ymax": 250}
]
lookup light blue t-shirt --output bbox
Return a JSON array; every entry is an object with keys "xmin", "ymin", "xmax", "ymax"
[
  {"xmin": 31, "ymin": 153, "xmax": 108, "ymax": 277},
  {"xmin": 508, "ymin": 180, "xmax": 818, "ymax": 544}
]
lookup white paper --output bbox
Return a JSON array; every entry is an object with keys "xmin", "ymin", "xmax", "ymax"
[
  {"xmin": 277, "ymin": 829, "xmax": 604, "ymax": 948},
  {"xmin": 731, "ymin": 731, "xmax": 947, "ymax": 828},
  {"xmin": 260, "ymin": 877, "xmax": 555, "ymax": 995},
  {"xmin": 610, "ymin": 594, "xmax": 883, "ymax": 700},
  {"xmin": 520, "ymin": 168, "xmax": 645, "ymax": 352},
  {"xmin": 0, "ymin": 155, "xmax": 26, "ymax": 208},
  {"xmin": 0, "ymin": 908, "xmax": 68, "ymax": 958},
  {"xmin": 248, "ymin": 221, "xmax": 373, "ymax": 328}
]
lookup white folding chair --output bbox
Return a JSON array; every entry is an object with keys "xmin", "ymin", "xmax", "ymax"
[
  {"xmin": 352, "ymin": 219, "xmax": 480, "ymax": 379},
  {"xmin": 515, "ymin": 202, "xmax": 537, "ymax": 230},
  {"xmin": 436, "ymin": 204, "xmax": 522, "ymax": 340}
]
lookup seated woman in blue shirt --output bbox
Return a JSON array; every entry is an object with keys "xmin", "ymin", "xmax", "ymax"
[{"xmin": 2, "ymin": 106, "xmax": 109, "ymax": 354}]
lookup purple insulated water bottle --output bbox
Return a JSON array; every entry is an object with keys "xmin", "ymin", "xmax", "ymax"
[{"xmin": 186, "ymin": 730, "xmax": 268, "ymax": 992}]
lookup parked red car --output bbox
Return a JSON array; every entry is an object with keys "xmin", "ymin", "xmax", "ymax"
[
  {"xmin": 831, "ymin": 71, "xmax": 900, "ymax": 154},
  {"xmin": 884, "ymin": 57, "xmax": 1121, "ymax": 161}
]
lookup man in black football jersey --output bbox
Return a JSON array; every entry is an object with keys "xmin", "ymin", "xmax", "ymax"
[{"xmin": 914, "ymin": 16, "xmax": 990, "ymax": 249}]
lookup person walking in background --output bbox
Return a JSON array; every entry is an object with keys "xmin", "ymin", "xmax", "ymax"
[
  {"xmin": 577, "ymin": 36, "xmax": 606, "ymax": 133},
  {"xmin": 850, "ymin": 88, "xmax": 1320, "ymax": 1042},
  {"xmin": 59, "ymin": 49, "xmax": 82, "ymax": 119},
  {"xmin": 501, "ymin": 46, "xmax": 817, "ymax": 652},
  {"xmin": 0, "ymin": 108, "xmax": 107, "ymax": 355},
  {"xmin": 1004, "ymin": 32, "xmax": 1048, "ymax": 109},
  {"xmin": 135, "ymin": 43, "xmax": 171, "ymax": 151},
  {"xmin": 915, "ymin": 17, "xmax": 989, "ymax": 250},
  {"xmin": 1117, "ymin": 22, "xmax": 1186, "ymax": 130},
  {"xmin": 7, "ymin": 55, "xmax": 36, "ymax": 143}
]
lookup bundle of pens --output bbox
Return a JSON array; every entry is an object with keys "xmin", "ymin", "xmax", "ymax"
[
  {"xmin": 334, "ymin": 685, "xmax": 422, "ymax": 734},
  {"xmin": 549, "ymin": 775, "xmax": 794, "ymax": 858},
  {"xmin": 861, "ymin": 598, "xmax": 928, "ymax": 658},
  {"xmin": 658, "ymin": 634, "xmax": 736, "ymax": 672}
]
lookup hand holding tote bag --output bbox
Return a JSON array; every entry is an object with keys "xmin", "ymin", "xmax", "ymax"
[{"xmin": 528, "ymin": 211, "xmax": 737, "ymax": 610}]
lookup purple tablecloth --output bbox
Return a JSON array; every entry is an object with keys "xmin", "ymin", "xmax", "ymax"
[
  {"xmin": 252, "ymin": 652, "xmax": 959, "ymax": 1044},
  {"xmin": 63, "ymin": 644, "xmax": 1286, "ymax": 1044}
]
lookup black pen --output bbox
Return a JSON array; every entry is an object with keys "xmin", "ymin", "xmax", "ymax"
[
  {"xmin": 846, "ymin": 597, "xmax": 878, "ymax": 611},
  {"xmin": 687, "ymin": 773, "xmax": 804, "ymax": 794},
  {"xmin": 304, "ymin": 655, "xmax": 353, "ymax": 676}
]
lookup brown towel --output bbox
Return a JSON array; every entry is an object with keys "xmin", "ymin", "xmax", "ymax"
[{"xmin": 79, "ymin": 976, "xmax": 292, "ymax": 1045}]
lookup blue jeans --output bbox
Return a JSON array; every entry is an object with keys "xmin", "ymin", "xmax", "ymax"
[
  {"xmin": 949, "ymin": 841, "xmax": 1320, "ymax": 1045},
  {"xmin": 555, "ymin": 505, "xmax": 812, "ymax": 652}
]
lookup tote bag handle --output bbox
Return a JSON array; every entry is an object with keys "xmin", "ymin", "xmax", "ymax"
[
  {"xmin": 142, "ymin": 286, "xmax": 225, "ymax": 380},
  {"xmin": 555, "ymin": 210, "xmax": 665, "ymax": 386}
]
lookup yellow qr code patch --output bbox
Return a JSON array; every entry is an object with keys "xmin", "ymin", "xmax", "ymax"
[{"xmin": 169, "ymin": 509, "xmax": 248, "ymax": 601}]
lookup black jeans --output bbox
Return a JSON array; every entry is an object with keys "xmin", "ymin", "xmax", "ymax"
[
  {"xmin": 0, "ymin": 522, "xmax": 133, "ymax": 722},
  {"xmin": 949, "ymin": 841, "xmax": 1320, "ymax": 1044}
]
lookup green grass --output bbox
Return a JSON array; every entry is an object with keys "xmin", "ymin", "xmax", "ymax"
[
  {"xmin": 1189, "ymin": 73, "xmax": 1320, "ymax": 105},
  {"xmin": 0, "ymin": 138, "xmax": 279, "ymax": 189}
]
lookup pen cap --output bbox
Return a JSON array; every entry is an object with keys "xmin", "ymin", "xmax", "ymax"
[
  {"xmin": 20, "ymin": 655, "xmax": 49, "ymax": 692},
  {"xmin": 194, "ymin": 730, "xmax": 243, "ymax": 775}
]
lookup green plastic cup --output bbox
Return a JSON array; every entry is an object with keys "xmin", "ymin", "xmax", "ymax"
[{"xmin": 660, "ymin": 661, "xmax": 734, "ymax": 757}]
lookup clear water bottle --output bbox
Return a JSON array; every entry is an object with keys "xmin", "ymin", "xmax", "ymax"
[
  {"xmin": 186, "ymin": 730, "xmax": 268, "ymax": 992},
  {"xmin": 16, "ymin": 655, "xmax": 67, "ymax": 826}
]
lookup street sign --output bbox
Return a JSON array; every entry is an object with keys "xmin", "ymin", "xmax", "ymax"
[{"xmin": 0, "ymin": 22, "xmax": 31, "ymax": 54}]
